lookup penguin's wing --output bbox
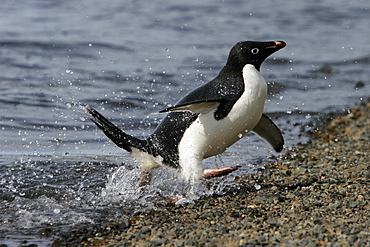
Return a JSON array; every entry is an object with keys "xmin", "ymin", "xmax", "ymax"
[
  {"xmin": 160, "ymin": 80, "xmax": 243, "ymax": 117},
  {"xmin": 252, "ymin": 114, "xmax": 284, "ymax": 152},
  {"xmin": 159, "ymin": 93, "xmax": 241, "ymax": 117},
  {"xmin": 159, "ymin": 100, "xmax": 220, "ymax": 114}
]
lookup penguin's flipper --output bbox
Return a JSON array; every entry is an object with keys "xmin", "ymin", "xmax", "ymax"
[
  {"xmin": 87, "ymin": 106, "xmax": 146, "ymax": 152},
  {"xmin": 252, "ymin": 114, "xmax": 284, "ymax": 152},
  {"xmin": 160, "ymin": 76, "xmax": 243, "ymax": 116},
  {"xmin": 159, "ymin": 100, "xmax": 220, "ymax": 114}
]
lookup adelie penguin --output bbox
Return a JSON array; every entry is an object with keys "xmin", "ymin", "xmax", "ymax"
[{"xmin": 87, "ymin": 40, "xmax": 286, "ymax": 185}]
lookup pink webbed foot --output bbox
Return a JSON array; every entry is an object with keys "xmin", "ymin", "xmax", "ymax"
[{"xmin": 202, "ymin": 166, "xmax": 240, "ymax": 179}]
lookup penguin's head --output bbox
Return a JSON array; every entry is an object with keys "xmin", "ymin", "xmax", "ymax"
[{"xmin": 226, "ymin": 41, "xmax": 286, "ymax": 71}]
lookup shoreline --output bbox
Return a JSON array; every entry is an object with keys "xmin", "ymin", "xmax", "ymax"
[{"xmin": 56, "ymin": 103, "xmax": 369, "ymax": 246}]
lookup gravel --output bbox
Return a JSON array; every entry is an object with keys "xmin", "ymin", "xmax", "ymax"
[{"xmin": 55, "ymin": 103, "xmax": 370, "ymax": 247}]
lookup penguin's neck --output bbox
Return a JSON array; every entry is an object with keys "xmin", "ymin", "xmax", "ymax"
[
  {"xmin": 243, "ymin": 64, "xmax": 267, "ymax": 98},
  {"xmin": 227, "ymin": 64, "xmax": 267, "ymax": 122}
]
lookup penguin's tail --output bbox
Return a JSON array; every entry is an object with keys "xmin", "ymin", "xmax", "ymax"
[{"xmin": 87, "ymin": 106, "xmax": 148, "ymax": 153}]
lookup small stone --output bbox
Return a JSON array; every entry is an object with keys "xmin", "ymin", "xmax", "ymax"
[
  {"xmin": 37, "ymin": 228, "xmax": 52, "ymax": 238},
  {"xmin": 355, "ymin": 81, "xmax": 365, "ymax": 89},
  {"xmin": 150, "ymin": 239, "xmax": 168, "ymax": 246}
]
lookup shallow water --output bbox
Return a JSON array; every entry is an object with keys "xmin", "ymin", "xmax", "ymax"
[{"xmin": 1, "ymin": 0, "xmax": 370, "ymax": 245}]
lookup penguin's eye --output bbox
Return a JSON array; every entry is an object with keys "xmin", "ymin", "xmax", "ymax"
[{"xmin": 251, "ymin": 48, "xmax": 259, "ymax": 54}]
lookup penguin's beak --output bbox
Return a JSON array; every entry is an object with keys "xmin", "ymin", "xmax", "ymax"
[{"xmin": 266, "ymin": 41, "xmax": 286, "ymax": 50}]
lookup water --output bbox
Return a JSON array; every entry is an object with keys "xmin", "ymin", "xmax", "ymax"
[{"xmin": 1, "ymin": 0, "xmax": 369, "ymax": 245}]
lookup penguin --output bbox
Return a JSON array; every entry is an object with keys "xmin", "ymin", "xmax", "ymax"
[{"xmin": 87, "ymin": 40, "xmax": 286, "ymax": 185}]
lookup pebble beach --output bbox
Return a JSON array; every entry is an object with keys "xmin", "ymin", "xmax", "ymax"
[{"xmin": 56, "ymin": 102, "xmax": 370, "ymax": 247}]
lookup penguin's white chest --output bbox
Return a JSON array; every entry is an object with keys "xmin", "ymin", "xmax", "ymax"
[{"xmin": 179, "ymin": 64, "xmax": 267, "ymax": 159}]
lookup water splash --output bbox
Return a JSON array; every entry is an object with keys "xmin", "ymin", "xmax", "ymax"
[{"xmin": 100, "ymin": 164, "xmax": 238, "ymax": 209}]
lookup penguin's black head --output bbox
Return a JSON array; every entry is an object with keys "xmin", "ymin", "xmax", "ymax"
[{"xmin": 226, "ymin": 41, "xmax": 286, "ymax": 71}]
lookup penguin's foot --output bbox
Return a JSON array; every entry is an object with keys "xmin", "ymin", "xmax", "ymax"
[
  {"xmin": 139, "ymin": 171, "xmax": 151, "ymax": 187},
  {"xmin": 202, "ymin": 166, "xmax": 239, "ymax": 179}
]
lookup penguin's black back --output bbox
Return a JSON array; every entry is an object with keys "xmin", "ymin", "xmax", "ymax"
[{"xmin": 147, "ymin": 111, "xmax": 198, "ymax": 168}]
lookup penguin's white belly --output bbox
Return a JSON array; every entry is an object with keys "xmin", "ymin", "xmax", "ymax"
[{"xmin": 178, "ymin": 64, "xmax": 267, "ymax": 160}]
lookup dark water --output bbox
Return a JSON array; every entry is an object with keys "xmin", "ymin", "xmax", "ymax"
[{"xmin": 1, "ymin": 0, "xmax": 369, "ymax": 245}]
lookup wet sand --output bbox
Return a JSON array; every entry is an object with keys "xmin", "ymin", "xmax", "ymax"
[{"xmin": 56, "ymin": 103, "xmax": 369, "ymax": 246}]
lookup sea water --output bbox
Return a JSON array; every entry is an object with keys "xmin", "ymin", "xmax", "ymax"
[{"xmin": 1, "ymin": 0, "xmax": 369, "ymax": 245}]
